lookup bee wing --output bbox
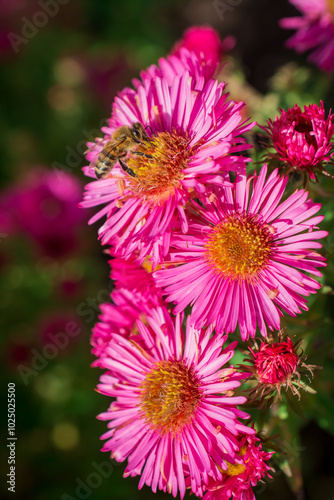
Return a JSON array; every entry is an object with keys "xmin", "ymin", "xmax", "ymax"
[
  {"xmin": 100, "ymin": 137, "xmax": 127, "ymax": 157},
  {"xmin": 87, "ymin": 136, "xmax": 127, "ymax": 157},
  {"xmin": 84, "ymin": 137, "xmax": 108, "ymax": 155}
]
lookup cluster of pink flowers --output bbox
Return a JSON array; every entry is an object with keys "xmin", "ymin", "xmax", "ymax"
[{"xmin": 81, "ymin": 26, "xmax": 329, "ymax": 499}]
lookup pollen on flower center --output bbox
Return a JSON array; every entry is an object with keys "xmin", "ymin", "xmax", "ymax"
[
  {"xmin": 222, "ymin": 445, "xmax": 247, "ymax": 476},
  {"xmin": 127, "ymin": 130, "xmax": 198, "ymax": 203},
  {"xmin": 205, "ymin": 214, "xmax": 274, "ymax": 282},
  {"xmin": 327, "ymin": 0, "xmax": 334, "ymax": 19},
  {"xmin": 140, "ymin": 359, "xmax": 202, "ymax": 435}
]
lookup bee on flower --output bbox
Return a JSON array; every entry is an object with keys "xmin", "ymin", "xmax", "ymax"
[{"xmin": 80, "ymin": 41, "xmax": 253, "ymax": 266}]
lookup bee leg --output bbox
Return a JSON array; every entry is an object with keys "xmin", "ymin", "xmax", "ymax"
[
  {"xmin": 132, "ymin": 151, "xmax": 154, "ymax": 159},
  {"xmin": 144, "ymin": 125, "xmax": 154, "ymax": 134},
  {"xmin": 119, "ymin": 158, "xmax": 137, "ymax": 178},
  {"xmin": 144, "ymin": 125, "xmax": 154, "ymax": 143}
]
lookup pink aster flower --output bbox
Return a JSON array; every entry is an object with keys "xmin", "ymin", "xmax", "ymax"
[
  {"xmin": 280, "ymin": 0, "xmax": 334, "ymax": 72},
  {"xmin": 201, "ymin": 433, "xmax": 273, "ymax": 500},
  {"xmin": 171, "ymin": 26, "xmax": 235, "ymax": 69},
  {"xmin": 81, "ymin": 63, "xmax": 253, "ymax": 263},
  {"xmin": 241, "ymin": 330, "xmax": 318, "ymax": 402},
  {"xmin": 97, "ymin": 309, "xmax": 253, "ymax": 498},
  {"xmin": 261, "ymin": 102, "xmax": 334, "ymax": 181},
  {"xmin": 91, "ymin": 253, "xmax": 165, "ymax": 365},
  {"xmin": 154, "ymin": 165, "xmax": 328, "ymax": 340}
]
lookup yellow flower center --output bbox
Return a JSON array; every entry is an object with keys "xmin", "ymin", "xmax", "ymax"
[
  {"xmin": 141, "ymin": 256, "xmax": 160, "ymax": 273},
  {"xmin": 225, "ymin": 463, "xmax": 247, "ymax": 476},
  {"xmin": 327, "ymin": 0, "xmax": 334, "ymax": 19},
  {"xmin": 224, "ymin": 445, "xmax": 247, "ymax": 476},
  {"xmin": 205, "ymin": 214, "xmax": 274, "ymax": 282},
  {"xmin": 127, "ymin": 131, "xmax": 200, "ymax": 204},
  {"xmin": 140, "ymin": 360, "xmax": 202, "ymax": 435}
]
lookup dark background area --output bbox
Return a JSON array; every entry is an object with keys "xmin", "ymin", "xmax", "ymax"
[{"xmin": 1, "ymin": 0, "xmax": 334, "ymax": 499}]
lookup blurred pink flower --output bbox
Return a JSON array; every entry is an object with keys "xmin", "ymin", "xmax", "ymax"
[
  {"xmin": 0, "ymin": 0, "xmax": 33, "ymax": 57},
  {"xmin": 0, "ymin": 168, "xmax": 87, "ymax": 258},
  {"xmin": 261, "ymin": 102, "xmax": 334, "ymax": 181},
  {"xmin": 57, "ymin": 278, "xmax": 85, "ymax": 298},
  {"xmin": 38, "ymin": 312, "xmax": 82, "ymax": 353},
  {"xmin": 80, "ymin": 52, "xmax": 134, "ymax": 109},
  {"xmin": 3, "ymin": 338, "xmax": 32, "ymax": 368},
  {"xmin": 97, "ymin": 309, "xmax": 252, "ymax": 498},
  {"xmin": 281, "ymin": 0, "xmax": 334, "ymax": 72},
  {"xmin": 171, "ymin": 25, "xmax": 235, "ymax": 68}
]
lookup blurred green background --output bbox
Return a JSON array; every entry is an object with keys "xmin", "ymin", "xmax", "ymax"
[{"xmin": 1, "ymin": 0, "xmax": 334, "ymax": 499}]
